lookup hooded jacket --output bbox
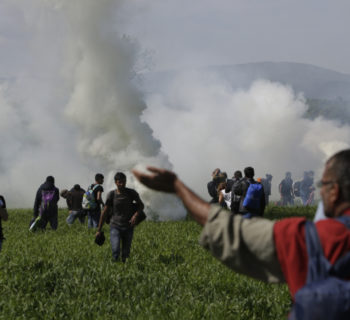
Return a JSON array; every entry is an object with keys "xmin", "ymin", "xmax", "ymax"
[{"xmin": 33, "ymin": 180, "xmax": 60, "ymax": 217}]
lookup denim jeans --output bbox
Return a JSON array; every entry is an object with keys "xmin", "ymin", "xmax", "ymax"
[
  {"xmin": 66, "ymin": 210, "xmax": 85, "ymax": 225},
  {"xmin": 110, "ymin": 226, "xmax": 134, "ymax": 261},
  {"xmin": 87, "ymin": 210, "xmax": 100, "ymax": 228}
]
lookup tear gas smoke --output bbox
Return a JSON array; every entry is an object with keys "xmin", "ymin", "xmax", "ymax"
[
  {"xmin": 0, "ymin": 0, "xmax": 185, "ymax": 219},
  {"xmin": 142, "ymin": 70, "xmax": 350, "ymax": 199},
  {"xmin": 1, "ymin": 0, "xmax": 350, "ymax": 212}
]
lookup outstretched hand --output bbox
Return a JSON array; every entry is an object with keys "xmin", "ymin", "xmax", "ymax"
[{"xmin": 132, "ymin": 167, "xmax": 178, "ymax": 193}]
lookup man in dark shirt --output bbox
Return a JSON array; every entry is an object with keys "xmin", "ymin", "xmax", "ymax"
[
  {"xmin": 87, "ymin": 173, "xmax": 104, "ymax": 229},
  {"xmin": 0, "ymin": 195, "xmax": 8, "ymax": 252},
  {"xmin": 33, "ymin": 176, "xmax": 60, "ymax": 230},
  {"xmin": 96, "ymin": 172, "xmax": 144, "ymax": 262},
  {"xmin": 61, "ymin": 184, "xmax": 86, "ymax": 225}
]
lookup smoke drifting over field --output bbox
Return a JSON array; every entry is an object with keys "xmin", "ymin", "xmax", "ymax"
[
  {"xmin": 0, "ymin": 0, "xmax": 350, "ymax": 212},
  {"xmin": 0, "ymin": 0, "xmax": 184, "ymax": 218},
  {"xmin": 142, "ymin": 71, "xmax": 350, "ymax": 197}
]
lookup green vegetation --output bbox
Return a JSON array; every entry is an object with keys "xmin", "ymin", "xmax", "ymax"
[{"xmin": 0, "ymin": 206, "xmax": 315, "ymax": 319}]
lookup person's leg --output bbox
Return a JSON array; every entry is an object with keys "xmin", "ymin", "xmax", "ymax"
[
  {"xmin": 121, "ymin": 228, "xmax": 134, "ymax": 262},
  {"xmin": 66, "ymin": 211, "xmax": 78, "ymax": 225},
  {"xmin": 39, "ymin": 218, "xmax": 48, "ymax": 230},
  {"xmin": 87, "ymin": 211, "xmax": 93, "ymax": 228},
  {"xmin": 282, "ymin": 196, "xmax": 287, "ymax": 206},
  {"xmin": 91, "ymin": 211, "xmax": 100, "ymax": 228},
  {"xmin": 49, "ymin": 211, "xmax": 58, "ymax": 230},
  {"xmin": 110, "ymin": 227, "xmax": 121, "ymax": 261},
  {"xmin": 78, "ymin": 210, "xmax": 86, "ymax": 224}
]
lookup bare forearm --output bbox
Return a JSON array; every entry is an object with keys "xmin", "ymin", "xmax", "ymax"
[
  {"xmin": 174, "ymin": 179, "xmax": 210, "ymax": 226},
  {"xmin": 97, "ymin": 207, "xmax": 108, "ymax": 232}
]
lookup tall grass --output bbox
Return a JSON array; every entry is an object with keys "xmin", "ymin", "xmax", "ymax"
[{"xmin": 0, "ymin": 206, "xmax": 315, "ymax": 319}]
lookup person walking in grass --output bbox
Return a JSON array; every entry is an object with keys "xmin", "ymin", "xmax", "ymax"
[
  {"xmin": 96, "ymin": 172, "xmax": 144, "ymax": 262},
  {"xmin": 86, "ymin": 174, "xmax": 104, "ymax": 229},
  {"xmin": 33, "ymin": 176, "xmax": 60, "ymax": 230},
  {"xmin": 61, "ymin": 184, "xmax": 86, "ymax": 225}
]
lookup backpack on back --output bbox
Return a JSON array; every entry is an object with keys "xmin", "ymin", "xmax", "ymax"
[
  {"xmin": 242, "ymin": 181, "xmax": 263, "ymax": 210},
  {"xmin": 293, "ymin": 181, "xmax": 301, "ymax": 197},
  {"xmin": 82, "ymin": 184, "xmax": 100, "ymax": 210},
  {"xmin": 289, "ymin": 218, "xmax": 350, "ymax": 320}
]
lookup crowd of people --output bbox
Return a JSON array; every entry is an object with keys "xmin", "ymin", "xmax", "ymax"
[
  {"xmin": 1, "ymin": 172, "xmax": 144, "ymax": 262},
  {"xmin": 1, "ymin": 149, "xmax": 350, "ymax": 318},
  {"xmin": 207, "ymin": 167, "xmax": 316, "ymax": 213},
  {"xmin": 133, "ymin": 149, "xmax": 350, "ymax": 319}
]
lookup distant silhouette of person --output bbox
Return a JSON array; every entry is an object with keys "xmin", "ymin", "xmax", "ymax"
[
  {"xmin": 279, "ymin": 172, "xmax": 294, "ymax": 206},
  {"xmin": 261, "ymin": 174, "xmax": 273, "ymax": 205},
  {"xmin": 300, "ymin": 171, "xmax": 315, "ymax": 206}
]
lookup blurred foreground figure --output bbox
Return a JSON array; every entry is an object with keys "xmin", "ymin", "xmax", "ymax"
[
  {"xmin": 133, "ymin": 149, "xmax": 350, "ymax": 319},
  {"xmin": 0, "ymin": 195, "xmax": 8, "ymax": 252}
]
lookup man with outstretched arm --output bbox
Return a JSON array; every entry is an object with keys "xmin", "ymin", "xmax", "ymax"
[{"xmin": 133, "ymin": 149, "xmax": 350, "ymax": 316}]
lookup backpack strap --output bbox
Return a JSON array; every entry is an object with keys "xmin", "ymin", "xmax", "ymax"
[
  {"xmin": 328, "ymin": 215, "xmax": 350, "ymax": 278},
  {"xmin": 304, "ymin": 221, "xmax": 331, "ymax": 283},
  {"xmin": 336, "ymin": 215, "xmax": 350, "ymax": 229}
]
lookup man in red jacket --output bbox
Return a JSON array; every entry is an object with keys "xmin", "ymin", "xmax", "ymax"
[{"xmin": 133, "ymin": 149, "xmax": 350, "ymax": 301}]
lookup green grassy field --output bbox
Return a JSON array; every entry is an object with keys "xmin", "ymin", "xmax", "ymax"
[{"xmin": 0, "ymin": 206, "xmax": 315, "ymax": 319}]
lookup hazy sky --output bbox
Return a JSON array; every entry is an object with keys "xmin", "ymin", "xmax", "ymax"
[
  {"xmin": 1, "ymin": 1, "xmax": 350, "ymax": 75},
  {"xmin": 118, "ymin": 0, "xmax": 350, "ymax": 73}
]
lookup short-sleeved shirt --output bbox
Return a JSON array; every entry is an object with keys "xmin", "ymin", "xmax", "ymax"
[
  {"xmin": 106, "ymin": 188, "xmax": 141, "ymax": 229},
  {"xmin": 0, "ymin": 195, "xmax": 6, "ymax": 240}
]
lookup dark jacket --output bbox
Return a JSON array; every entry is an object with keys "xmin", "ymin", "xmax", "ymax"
[
  {"xmin": 33, "ymin": 181, "xmax": 60, "ymax": 217},
  {"xmin": 67, "ymin": 188, "xmax": 85, "ymax": 211},
  {"xmin": 207, "ymin": 180, "xmax": 219, "ymax": 203}
]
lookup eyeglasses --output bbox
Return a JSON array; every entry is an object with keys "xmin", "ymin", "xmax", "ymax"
[{"xmin": 316, "ymin": 180, "xmax": 335, "ymax": 188}]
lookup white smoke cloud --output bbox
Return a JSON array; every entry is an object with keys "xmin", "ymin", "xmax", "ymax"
[
  {"xmin": 0, "ymin": 0, "xmax": 185, "ymax": 219},
  {"xmin": 1, "ymin": 0, "xmax": 350, "ymax": 215},
  {"xmin": 142, "ymin": 71, "xmax": 350, "ymax": 200}
]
